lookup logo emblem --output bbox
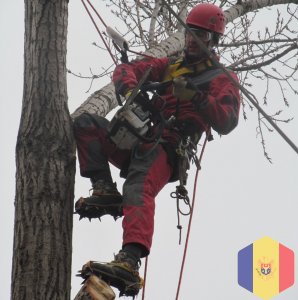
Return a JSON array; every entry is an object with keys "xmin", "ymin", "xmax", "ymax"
[
  {"xmin": 260, "ymin": 261, "xmax": 272, "ymax": 276},
  {"xmin": 238, "ymin": 236, "xmax": 294, "ymax": 299}
]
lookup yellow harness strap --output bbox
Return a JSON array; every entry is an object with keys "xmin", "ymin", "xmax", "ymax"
[{"xmin": 162, "ymin": 58, "xmax": 213, "ymax": 82}]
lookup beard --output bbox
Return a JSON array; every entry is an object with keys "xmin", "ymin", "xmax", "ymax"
[{"xmin": 184, "ymin": 47, "xmax": 208, "ymax": 63}]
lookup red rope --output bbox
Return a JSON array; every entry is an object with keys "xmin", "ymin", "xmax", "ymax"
[
  {"xmin": 175, "ymin": 129, "xmax": 210, "ymax": 300},
  {"xmin": 141, "ymin": 256, "xmax": 149, "ymax": 300},
  {"xmin": 81, "ymin": 0, "xmax": 117, "ymax": 65},
  {"xmin": 85, "ymin": 0, "xmax": 108, "ymax": 28},
  {"xmin": 81, "ymin": 0, "xmax": 158, "ymax": 63}
]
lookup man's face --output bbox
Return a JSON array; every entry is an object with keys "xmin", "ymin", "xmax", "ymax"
[{"xmin": 185, "ymin": 27, "xmax": 213, "ymax": 60}]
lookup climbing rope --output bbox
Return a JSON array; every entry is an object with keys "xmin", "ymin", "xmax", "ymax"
[
  {"xmin": 81, "ymin": 0, "xmax": 117, "ymax": 65},
  {"xmin": 141, "ymin": 256, "xmax": 149, "ymax": 300},
  {"xmin": 171, "ymin": 184, "xmax": 191, "ymax": 245},
  {"xmin": 81, "ymin": 0, "xmax": 155, "ymax": 65},
  {"xmin": 175, "ymin": 129, "xmax": 210, "ymax": 300}
]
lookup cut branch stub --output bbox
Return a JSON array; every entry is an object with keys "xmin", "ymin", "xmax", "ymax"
[{"xmin": 74, "ymin": 275, "xmax": 115, "ymax": 300}]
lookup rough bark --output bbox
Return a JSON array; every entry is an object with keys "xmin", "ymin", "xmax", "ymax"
[{"xmin": 12, "ymin": 1, "xmax": 76, "ymax": 299}]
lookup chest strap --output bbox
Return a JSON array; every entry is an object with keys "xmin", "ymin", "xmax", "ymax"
[{"xmin": 162, "ymin": 58, "xmax": 214, "ymax": 82}]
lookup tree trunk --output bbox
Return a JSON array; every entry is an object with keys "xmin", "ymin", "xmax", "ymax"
[{"xmin": 12, "ymin": 1, "xmax": 76, "ymax": 299}]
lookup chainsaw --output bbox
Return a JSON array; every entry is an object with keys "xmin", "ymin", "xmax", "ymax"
[{"xmin": 107, "ymin": 67, "xmax": 166, "ymax": 150}]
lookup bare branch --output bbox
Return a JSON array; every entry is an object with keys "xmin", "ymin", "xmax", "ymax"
[
  {"xmin": 220, "ymin": 37, "xmax": 297, "ymax": 47},
  {"xmin": 231, "ymin": 42, "xmax": 298, "ymax": 71}
]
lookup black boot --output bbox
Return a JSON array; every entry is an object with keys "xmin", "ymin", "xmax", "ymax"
[
  {"xmin": 75, "ymin": 179, "xmax": 123, "ymax": 220},
  {"xmin": 79, "ymin": 250, "xmax": 143, "ymax": 297}
]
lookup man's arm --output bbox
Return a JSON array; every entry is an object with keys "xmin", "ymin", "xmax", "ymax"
[
  {"xmin": 199, "ymin": 72, "xmax": 241, "ymax": 135},
  {"xmin": 112, "ymin": 57, "xmax": 170, "ymax": 96}
]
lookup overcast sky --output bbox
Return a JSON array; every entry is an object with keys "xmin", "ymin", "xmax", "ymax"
[{"xmin": 1, "ymin": 2, "xmax": 297, "ymax": 300}]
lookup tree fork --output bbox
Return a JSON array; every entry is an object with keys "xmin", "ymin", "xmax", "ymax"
[{"xmin": 12, "ymin": 1, "xmax": 75, "ymax": 299}]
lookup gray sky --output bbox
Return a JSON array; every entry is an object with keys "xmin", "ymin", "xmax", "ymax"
[{"xmin": 1, "ymin": 2, "xmax": 297, "ymax": 299}]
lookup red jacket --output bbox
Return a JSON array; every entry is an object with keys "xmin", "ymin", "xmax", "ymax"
[{"xmin": 112, "ymin": 56, "xmax": 240, "ymax": 145}]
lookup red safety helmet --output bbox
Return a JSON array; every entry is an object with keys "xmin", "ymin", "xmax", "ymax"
[{"xmin": 186, "ymin": 3, "xmax": 226, "ymax": 35}]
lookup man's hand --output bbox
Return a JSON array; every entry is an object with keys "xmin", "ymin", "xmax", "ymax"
[
  {"xmin": 173, "ymin": 77, "xmax": 208, "ymax": 110},
  {"xmin": 173, "ymin": 77, "xmax": 197, "ymax": 101},
  {"xmin": 124, "ymin": 89, "xmax": 148, "ymax": 106}
]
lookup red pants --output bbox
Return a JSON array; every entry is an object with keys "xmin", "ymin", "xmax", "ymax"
[{"xmin": 73, "ymin": 113, "xmax": 173, "ymax": 256}]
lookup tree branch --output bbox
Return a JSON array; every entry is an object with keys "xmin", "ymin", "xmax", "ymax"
[{"xmin": 231, "ymin": 42, "xmax": 298, "ymax": 71}]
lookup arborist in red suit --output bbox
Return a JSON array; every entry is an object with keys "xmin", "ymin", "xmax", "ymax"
[{"xmin": 74, "ymin": 3, "xmax": 240, "ymax": 297}]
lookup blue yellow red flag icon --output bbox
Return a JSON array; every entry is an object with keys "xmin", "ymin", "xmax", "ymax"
[{"xmin": 238, "ymin": 236, "xmax": 294, "ymax": 299}]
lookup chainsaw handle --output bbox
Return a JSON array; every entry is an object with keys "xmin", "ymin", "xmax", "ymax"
[{"xmin": 141, "ymin": 81, "xmax": 171, "ymax": 92}]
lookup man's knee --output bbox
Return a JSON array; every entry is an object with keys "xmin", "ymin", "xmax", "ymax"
[{"xmin": 73, "ymin": 113, "xmax": 109, "ymax": 130}]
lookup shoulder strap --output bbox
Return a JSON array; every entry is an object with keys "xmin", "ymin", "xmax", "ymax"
[{"xmin": 190, "ymin": 68, "xmax": 226, "ymax": 88}]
